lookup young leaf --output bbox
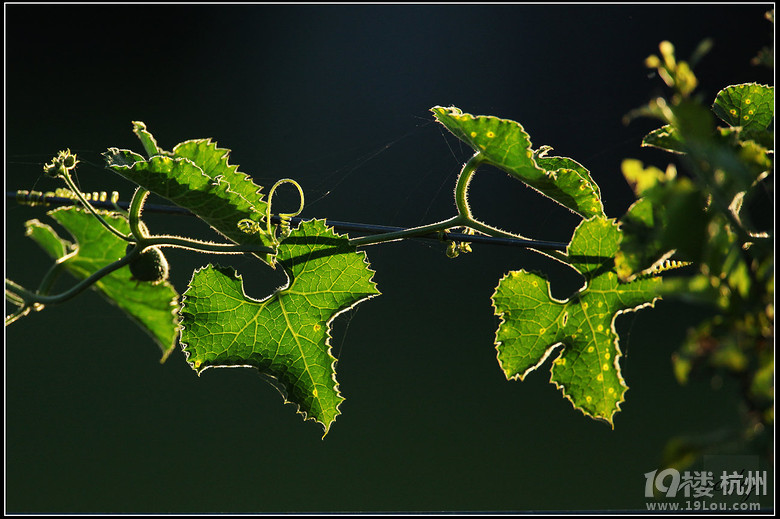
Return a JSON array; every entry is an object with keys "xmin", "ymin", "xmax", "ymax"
[
  {"xmin": 179, "ymin": 219, "xmax": 380, "ymax": 436},
  {"xmin": 616, "ymin": 160, "xmax": 708, "ymax": 281},
  {"xmin": 642, "ymin": 124, "xmax": 686, "ymax": 154},
  {"xmin": 712, "ymin": 83, "xmax": 774, "ymax": 133},
  {"xmin": 431, "ymin": 106, "xmax": 604, "ymax": 218},
  {"xmin": 104, "ymin": 126, "xmax": 273, "ymax": 264},
  {"xmin": 25, "ymin": 207, "xmax": 179, "ymax": 361},
  {"xmin": 492, "ymin": 217, "xmax": 661, "ymax": 426}
]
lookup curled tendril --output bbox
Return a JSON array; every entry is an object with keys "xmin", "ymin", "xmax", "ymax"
[
  {"xmin": 266, "ymin": 178, "xmax": 305, "ymax": 244},
  {"xmin": 237, "ymin": 219, "xmax": 263, "ymax": 235}
]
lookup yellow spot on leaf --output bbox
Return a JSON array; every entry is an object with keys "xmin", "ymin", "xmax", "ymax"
[
  {"xmin": 588, "ymin": 346, "xmax": 595, "ymax": 353},
  {"xmin": 730, "ymin": 109, "xmax": 737, "ymax": 115},
  {"xmin": 745, "ymin": 98, "xmax": 751, "ymax": 104},
  {"xmin": 583, "ymin": 302, "xmax": 589, "ymax": 309},
  {"xmin": 313, "ymin": 323, "xmax": 321, "ymax": 332},
  {"xmin": 486, "ymin": 131, "xmax": 495, "ymax": 138},
  {"xmin": 586, "ymin": 395, "xmax": 592, "ymax": 403},
  {"xmin": 539, "ymin": 327, "xmax": 546, "ymax": 334},
  {"xmin": 608, "ymin": 387, "xmax": 615, "ymax": 394},
  {"xmin": 604, "ymin": 352, "xmax": 610, "ymax": 360},
  {"xmin": 313, "ymin": 388, "xmax": 318, "ymax": 397},
  {"xmin": 597, "ymin": 324, "xmax": 604, "ymax": 332},
  {"xmin": 597, "ymin": 373, "xmax": 603, "ymax": 381},
  {"xmin": 470, "ymin": 131, "xmax": 477, "ymax": 137},
  {"xmin": 603, "ymin": 363, "xmax": 610, "ymax": 371}
]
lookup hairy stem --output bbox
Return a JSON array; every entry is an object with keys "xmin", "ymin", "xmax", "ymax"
[
  {"xmin": 60, "ymin": 169, "xmax": 133, "ymax": 242},
  {"xmin": 463, "ymin": 216, "xmax": 571, "ymax": 264},
  {"xmin": 454, "ymin": 152, "xmax": 485, "ymax": 219},
  {"xmin": 145, "ymin": 234, "xmax": 276, "ymax": 255},
  {"xmin": 453, "ymin": 150, "xmax": 572, "ymax": 265},
  {"xmin": 128, "ymin": 187, "xmax": 150, "ymax": 240}
]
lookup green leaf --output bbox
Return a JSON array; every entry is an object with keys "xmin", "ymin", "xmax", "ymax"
[
  {"xmin": 492, "ymin": 217, "xmax": 661, "ymax": 426},
  {"xmin": 25, "ymin": 208, "xmax": 179, "ymax": 361},
  {"xmin": 171, "ymin": 138, "xmax": 267, "ymax": 210},
  {"xmin": 104, "ymin": 126, "xmax": 273, "ymax": 264},
  {"xmin": 642, "ymin": 124, "xmax": 686, "ymax": 153},
  {"xmin": 179, "ymin": 219, "xmax": 380, "ymax": 436},
  {"xmin": 24, "ymin": 219, "xmax": 71, "ymax": 259},
  {"xmin": 616, "ymin": 160, "xmax": 709, "ymax": 281},
  {"xmin": 712, "ymin": 83, "xmax": 774, "ymax": 132},
  {"xmin": 431, "ymin": 106, "xmax": 604, "ymax": 218}
]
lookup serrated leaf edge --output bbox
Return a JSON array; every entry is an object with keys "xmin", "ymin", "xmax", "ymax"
[
  {"xmin": 108, "ymin": 151, "xmax": 265, "ymax": 219},
  {"xmin": 172, "ymin": 138, "xmax": 267, "ymax": 210},
  {"xmin": 432, "ymin": 106, "xmax": 604, "ymax": 218},
  {"xmin": 491, "ymin": 269, "xmax": 569, "ymax": 382},
  {"xmin": 553, "ymin": 294, "xmax": 660, "ymax": 428},
  {"xmin": 712, "ymin": 82, "xmax": 775, "ymax": 130},
  {"xmin": 492, "ymin": 215, "xmax": 663, "ymax": 427},
  {"xmin": 178, "ymin": 219, "xmax": 380, "ymax": 437}
]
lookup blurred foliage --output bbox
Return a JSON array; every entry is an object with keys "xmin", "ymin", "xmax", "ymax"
[{"xmin": 620, "ymin": 26, "xmax": 774, "ymax": 469}]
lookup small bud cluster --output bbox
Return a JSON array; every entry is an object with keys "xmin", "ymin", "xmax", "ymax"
[{"xmin": 43, "ymin": 149, "xmax": 79, "ymax": 179}]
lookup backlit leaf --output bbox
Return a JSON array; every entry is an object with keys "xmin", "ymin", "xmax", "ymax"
[
  {"xmin": 104, "ymin": 124, "xmax": 273, "ymax": 264},
  {"xmin": 179, "ymin": 219, "xmax": 380, "ymax": 436},
  {"xmin": 431, "ymin": 106, "xmax": 604, "ymax": 218},
  {"xmin": 712, "ymin": 83, "xmax": 774, "ymax": 132},
  {"xmin": 492, "ymin": 217, "xmax": 661, "ymax": 426},
  {"xmin": 25, "ymin": 207, "xmax": 179, "ymax": 361}
]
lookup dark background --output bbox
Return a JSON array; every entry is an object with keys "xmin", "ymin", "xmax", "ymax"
[{"xmin": 5, "ymin": 4, "xmax": 774, "ymax": 513}]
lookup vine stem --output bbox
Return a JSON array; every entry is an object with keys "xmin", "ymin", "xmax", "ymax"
[
  {"xmin": 128, "ymin": 187, "xmax": 150, "ymax": 241},
  {"xmin": 454, "ymin": 151, "xmax": 484, "ymax": 218},
  {"xmin": 60, "ymin": 167, "xmax": 133, "ymax": 242},
  {"xmin": 4, "ymin": 305, "xmax": 31, "ymax": 326},
  {"xmin": 6, "ymin": 254, "xmax": 135, "ymax": 306},
  {"xmin": 145, "ymin": 236, "xmax": 276, "ymax": 255},
  {"xmin": 348, "ymin": 215, "xmax": 465, "ymax": 247},
  {"xmin": 348, "ymin": 150, "xmax": 571, "ymax": 264},
  {"xmin": 10, "ymin": 192, "xmax": 569, "ymax": 250}
]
